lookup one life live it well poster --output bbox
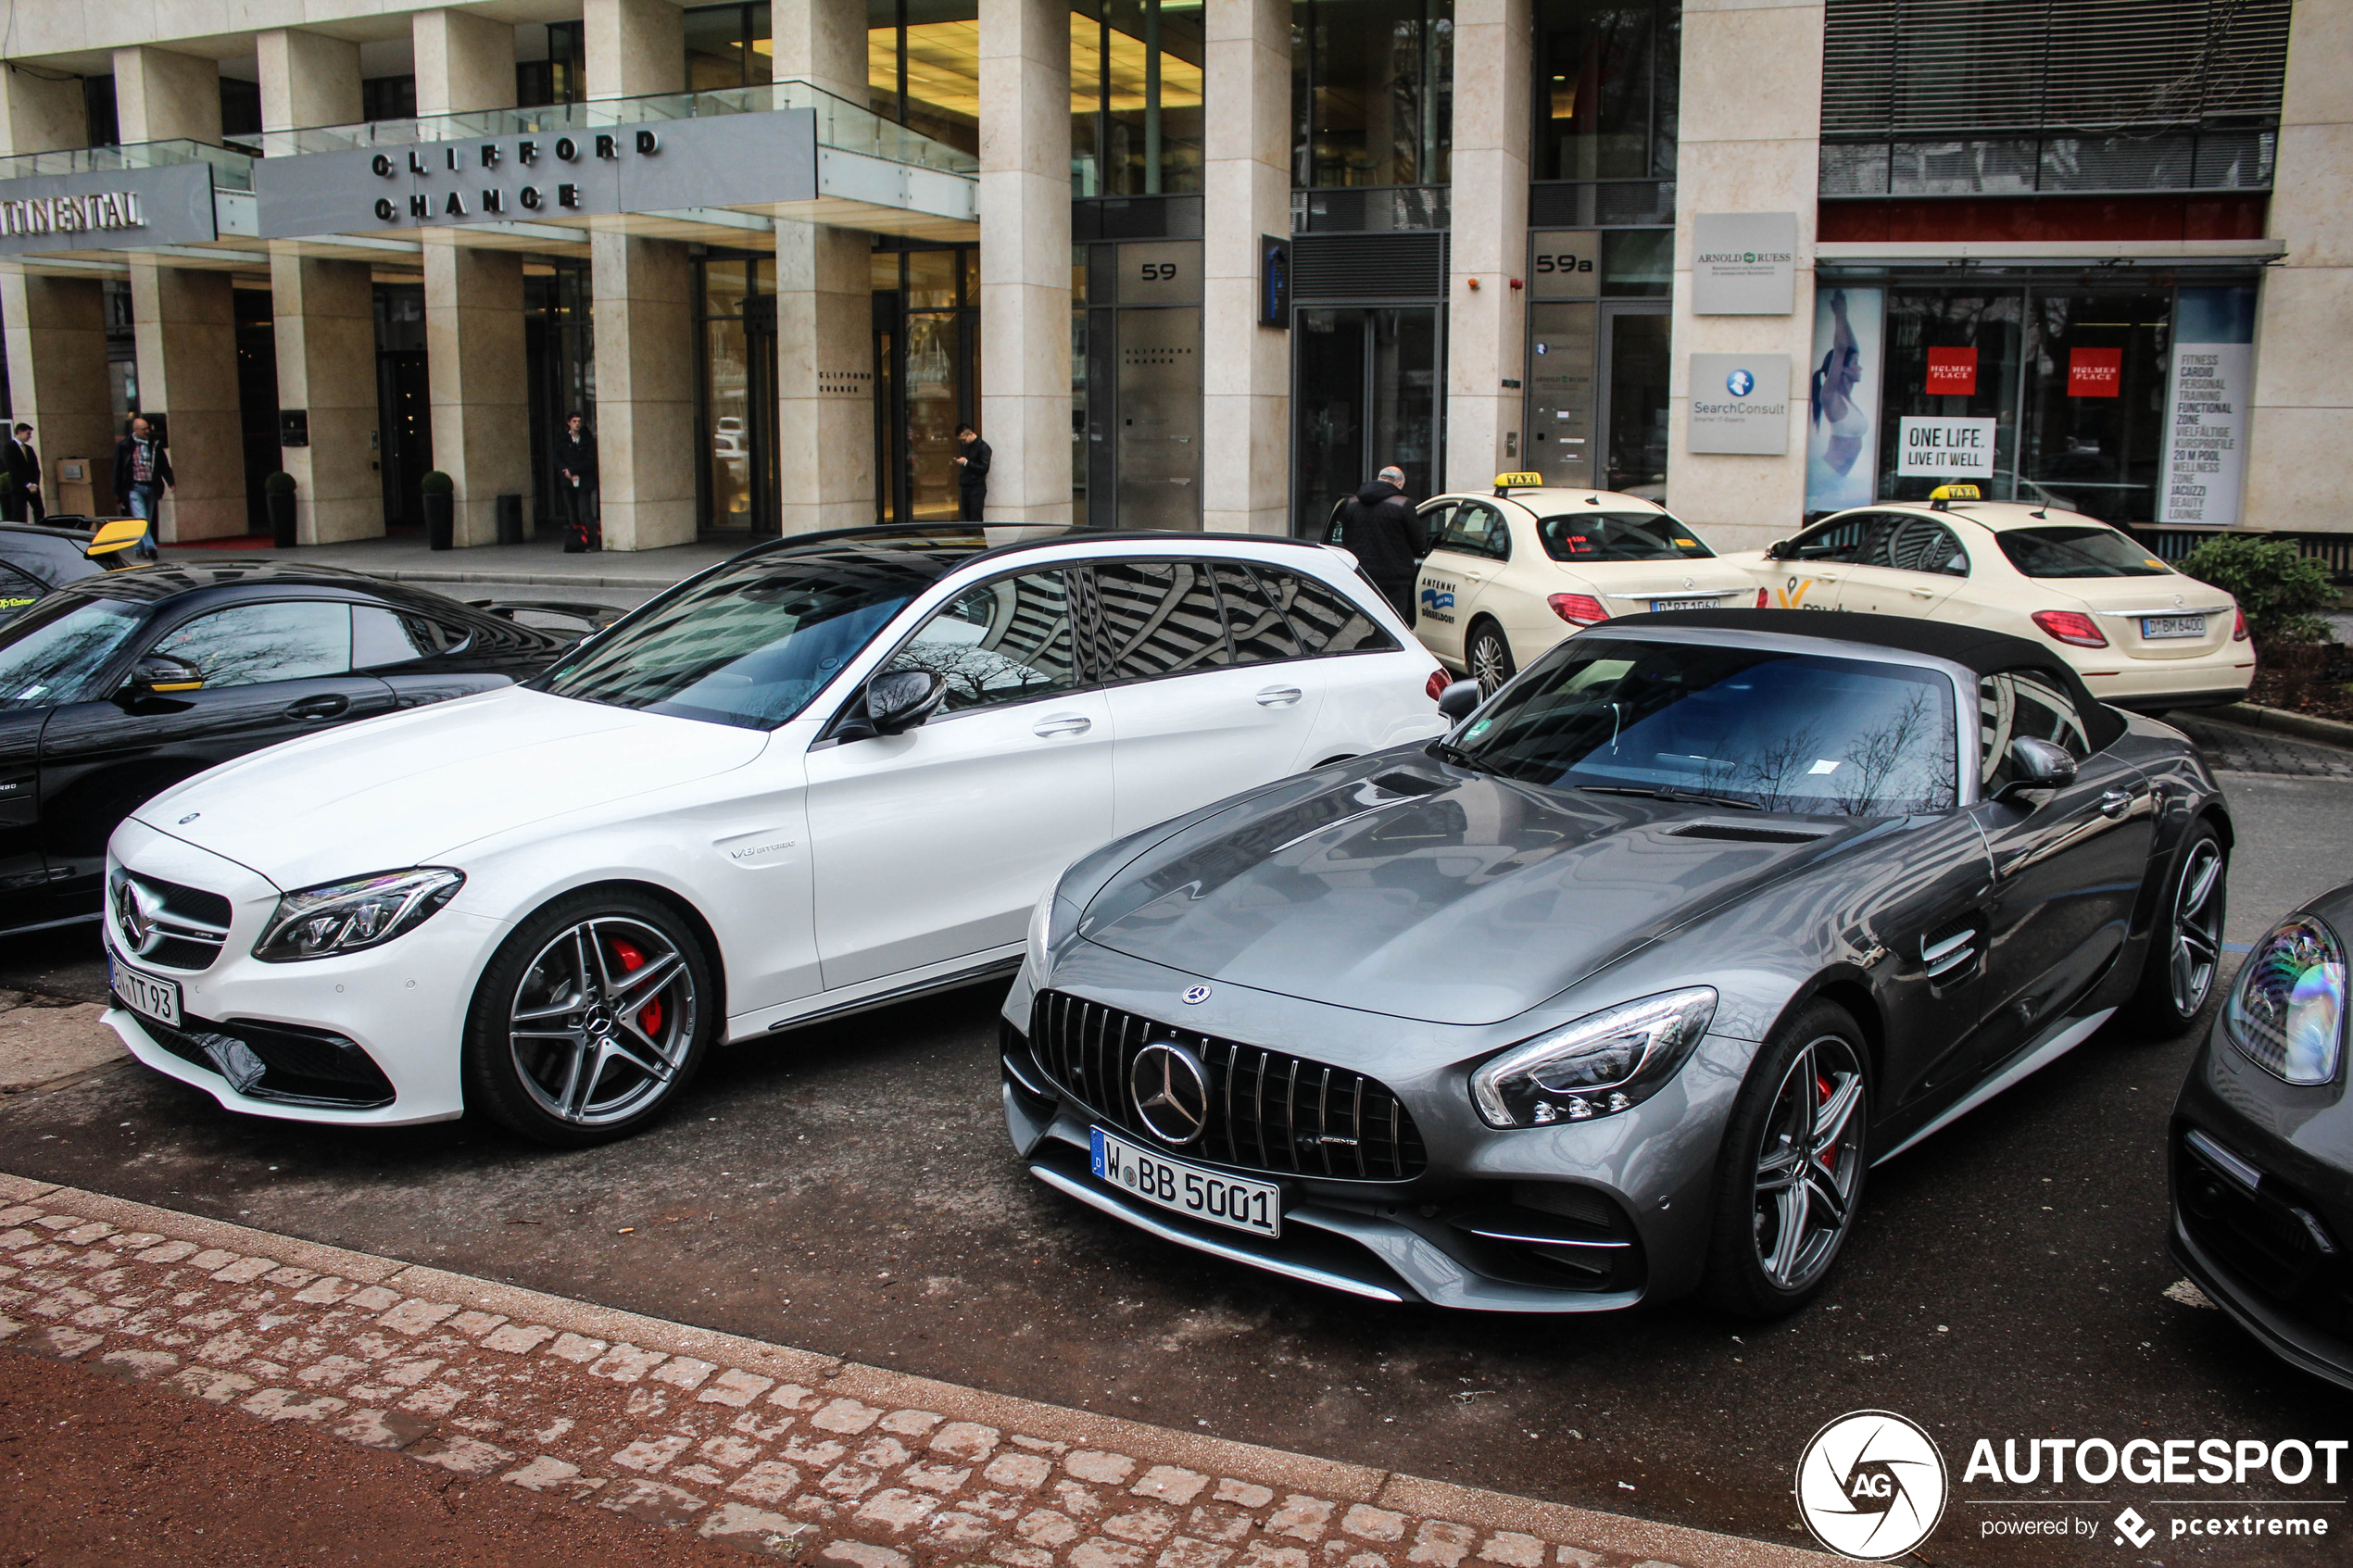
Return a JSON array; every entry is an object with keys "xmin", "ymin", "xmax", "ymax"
[{"xmin": 1896, "ymin": 416, "xmax": 1997, "ymax": 479}]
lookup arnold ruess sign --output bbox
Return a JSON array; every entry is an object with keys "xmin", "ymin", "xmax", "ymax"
[{"xmin": 254, "ymin": 109, "xmax": 817, "ymax": 238}]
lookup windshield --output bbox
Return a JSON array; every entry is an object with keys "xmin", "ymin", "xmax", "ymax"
[
  {"xmin": 1536, "ymin": 512, "xmax": 1716, "ymax": 562},
  {"xmin": 0, "ymin": 596, "xmax": 145, "ymax": 709},
  {"xmin": 1450, "ymin": 637, "xmax": 1960, "ymax": 816},
  {"xmin": 1996, "ymin": 525, "xmax": 2171, "ymax": 578},
  {"xmin": 533, "ymin": 546, "xmax": 953, "ymax": 729}
]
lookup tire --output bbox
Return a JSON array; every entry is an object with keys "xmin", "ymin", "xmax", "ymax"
[
  {"xmin": 1466, "ymin": 620, "xmax": 1516, "ymax": 696},
  {"xmin": 2118, "ymin": 820, "xmax": 2227, "ymax": 1040},
  {"xmin": 1701, "ymin": 1000, "xmax": 1870, "ymax": 1319},
  {"xmin": 462, "ymin": 888, "xmax": 717, "ymax": 1148}
]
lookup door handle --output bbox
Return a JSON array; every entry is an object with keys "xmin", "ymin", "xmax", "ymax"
[
  {"xmin": 1909, "ymin": 586, "xmax": 1935, "ymax": 597},
  {"xmin": 1032, "ymin": 714, "xmax": 1091, "ymax": 737},
  {"xmin": 284, "ymin": 695, "xmax": 349, "ymax": 721},
  {"xmin": 2097, "ymin": 789, "xmax": 2133, "ymax": 819},
  {"xmin": 1255, "ymin": 685, "xmax": 1303, "ymax": 708}
]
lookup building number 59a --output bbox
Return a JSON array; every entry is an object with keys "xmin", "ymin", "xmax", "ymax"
[
  {"xmin": 1139, "ymin": 262, "xmax": 1180, "ymax": 281},
  {"xmin": 1532, "ymin": 255, "xmax": 1593, "ymax": 274}
]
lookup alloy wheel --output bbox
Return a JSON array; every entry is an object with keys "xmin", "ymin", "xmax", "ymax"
[
  {"xmin": 2169, "ymin": 838, "xmax": 2224, "ymax": 1017},
  {"xmin": 507, "ymin": 917, "xmax": 698, "ymax": 1127},
  {"xmin": 1468, "ymin": 630, "xmax": 1513, "ymax": 696},
  {"xmin": 1750, "ymin": 1035, "xmax": 1865, "ymax": 1292}
]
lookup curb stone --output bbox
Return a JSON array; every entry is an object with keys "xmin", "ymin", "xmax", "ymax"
[
  {"xmin": 2211, "ymin": 702, "xmax": 2353, "ymax": 750},
  {"xmin": 0, "ymin": 1173, "xmax": 1832, "ymax": 1568}
]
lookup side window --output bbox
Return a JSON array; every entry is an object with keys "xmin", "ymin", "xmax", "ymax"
[
  {"xmin": 1887, "ymin": 517, "xmax": 1969, "ymax": 577},
  {"xmin": 1252, "ymin": 568, "xmax": 1400, "ymax": 655},
  {"xmin": 1211, "ymin": 563, "xmax": 1302, "ymax": 664},
  {"xmin": 883, "ymin": 570, "xmax": 1076, "ymax": 712},
  {"xmin": 149, "ymin": 601, "xmax": 353, "ymax": 689},
  {"xmin": 0, "ymin": 561, "xmax": 44, "ymax": 618},
  {"xmin": 1091, "ymin": 560, "xmax": 1230, "ymax": 680},
  {"xmin": 1416, "ymin": 502, "xmax": 1456, "ymax": 555},
  {"xmin": 1980, "ymin": 671, "xmax": 2094, "ymax": 789},
  {"xmin": 1438, "ymin": 502, "xmax": 1511, "ymax": 561},
  {"xmin": 1789, "ymin": 515, "xmax": 1869, "ymax": 564},
  {"xmin": 353, "ymin": 605, "xmax": 471, "ymax": 667}
]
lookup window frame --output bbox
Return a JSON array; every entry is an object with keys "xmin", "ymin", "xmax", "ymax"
[
  {"xmin": 141, "ymin": 596, "xmax": 361, "ymax": 691},
  {"xmin": 871, "ymin": 564, "xmax": 1088, "ymax": 720},
  {"xmin": 1431, "ymin": 499, "xmax": 1513, "ymax": 562}
]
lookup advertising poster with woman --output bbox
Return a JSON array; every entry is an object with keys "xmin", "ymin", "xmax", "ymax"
[{"xmin": 1806, "ymin": 286, "xmax": 1882, "ymax": 514}]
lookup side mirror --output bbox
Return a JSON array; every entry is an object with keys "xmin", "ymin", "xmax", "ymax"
[
  {"xmin": 1996, "ymin": 736, "xmax": 2077, "ymax": 801},
  {"xmin": 862, "ymin": 669, "xmax": 947, "ymax": 736},
  {"xmin": 127, "ymin": 653, "xmax": 204, "ymax": 696},
  {"xmin": 1436, "ymin": 679, "xmax": 1483, "ymax": 721},
  {"xmin": 1766, "ymin": 539, "xmax": 1793, "ymax": 561}
]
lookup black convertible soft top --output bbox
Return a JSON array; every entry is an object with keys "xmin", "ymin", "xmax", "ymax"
[{"xmin": 1614, "ymin": 608, "xmax": 2126, "ymax": 746}]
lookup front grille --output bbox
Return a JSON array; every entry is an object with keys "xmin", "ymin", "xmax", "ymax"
[
  {"xmin": 1029, "ymin": 991, "xmax": 1428, "ymax": 1182},
  {"xmin": 2176, "ymin": 1126, "xmax": 2353, "ymax": 1339},
  {"xmin": 128, "ymin": 1007, "xmax": 395, "ymax": 1110},
  {"xmin": 110, "ymin": 870, "xmax": 232, "ymax": 972}
]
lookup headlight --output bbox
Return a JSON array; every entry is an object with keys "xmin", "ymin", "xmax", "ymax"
[
  {"xmin": 2224, "ymin": 914, "xmax": 2346, "ymax": 1085},
  {"xmin": 1470, "ymin": 986, "xmax": 1718, "ymax": 1128},
  {"xmin": 1026, "ymin": 881, "xmax": 1080, "ymax": 977},
  {"xmin": 252, "ymin": 868, "xmax": 466, "ymax": 963}
]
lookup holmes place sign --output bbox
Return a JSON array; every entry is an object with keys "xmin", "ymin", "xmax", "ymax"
[
  {"xmin": 0, "ymin": 161, "xmax": 218, "ymax": 257},
  {"xmin": 253, "ymin": 109, "xmax": 818, "ymax": 239}
]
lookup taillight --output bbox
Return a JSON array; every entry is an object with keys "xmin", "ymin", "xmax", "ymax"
[
  {"xmin": 1425, "ymin": 668, "xmax": 1452, "ymax": 702},
  {"xmin": 1549, "ymin": 593, "xmax": 1607, "ymax": 625},
  {"xmin": 1755, "ymin": 587, "xmax": 1769, "ymax": 608},
  {"xmin": 2233, "ymin": 608, "xmax": 2249, "ymax": 642},
  {"xmin": 2032, "ymin": 609, "xmax": 2108, "ymax": 648}
]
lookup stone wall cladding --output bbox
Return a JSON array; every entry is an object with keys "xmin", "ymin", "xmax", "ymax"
[{"xmin": 0, "ymin": 1174, "xmax": 1831, "ymax": 1568}]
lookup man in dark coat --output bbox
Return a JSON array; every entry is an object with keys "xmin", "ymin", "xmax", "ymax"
[
  {"xmin": 113, "ymin": 417, "xmax": 173, "ymax": 525},
  {"xmin": 2, "ymin": 423, "xmax": 40, "ymax": 523},
  {"xmin": 556, "ymin": 412, "xmax": 598, "ymax": 552},
  {"xmin": 1331, "ymin": 464, "xmax": 1425, "ymax": 624},
  {"xmin": 953, "ymin": 422, "xmax": 989, "ymax": 521}
]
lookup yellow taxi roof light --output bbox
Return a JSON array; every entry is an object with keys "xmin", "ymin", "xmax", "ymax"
[
  {"xmin": 84, "ymin": 518, "xmax": 149, "ymax": 556},
  {"xmin": 1493, "ymin": 471, "xmax": 1544, "ymax": 494},
  {"xmin": 1926, "ymin": 483, "xmax": 1981, "ymax": 509}
]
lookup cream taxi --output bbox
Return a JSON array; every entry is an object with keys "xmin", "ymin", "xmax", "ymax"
[
  {"xmin": 1726, "ymin": 489, "xmax": 2254, "ymax": 713},
  {"xmin": 1413, "ymin": 476, "xmax": 1755, "ymax": 692}
]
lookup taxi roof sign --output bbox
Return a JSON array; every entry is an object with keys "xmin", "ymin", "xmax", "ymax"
[
  {"xmin": 83, "ymin": 518, "xmax": 149, "ymax": 557},
  {"xmin": 1927, "ymin": 483, "xmax": 1982, "ymax": 509},
  {"xmin": 1493, "ymin": 471, "xmax": 1545, "ymax": 495}
]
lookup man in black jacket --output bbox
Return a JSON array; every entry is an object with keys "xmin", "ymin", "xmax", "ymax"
[
  {"xmin": 2, "ymin": 423, "xmax": 40, "ymax": 522},
  {"xmin": 1331, "ymin": 464, "xmax": 1425, "ymax": 624},
  {"xmin": 113, "ymin": 417, "xmax": 173, "ymax": 526},
  {"xmin": 556, "ymin": 412, "xmax": 598, "ymax": 552},
  {"xmin": 953, "ymin": 422, "xmax": 989, "ymax": 521}
]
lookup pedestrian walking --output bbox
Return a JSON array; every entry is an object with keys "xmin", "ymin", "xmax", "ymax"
[
  {"xmin": 112, "ymin": 416, "xmax": 173, "ymax": 526},
  {"xmin": 2, "ymin": 422, "xmax": 40, "ymax": 523},
  {"xmin": 556, "ymin": 412, "xmax": 598, "ymax": 552},
  {"xmin": 953, "ymin": 421, "xmax": 990, "ymax": 521},
  {"xmin": 1330, "ymin": 464, "xmax": 1425, "ymax": 625}
]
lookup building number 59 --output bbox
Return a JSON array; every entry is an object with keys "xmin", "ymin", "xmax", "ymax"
[{"xmin": 1139, "ymin": 262, "xmax": 1179, "ymax": 281}]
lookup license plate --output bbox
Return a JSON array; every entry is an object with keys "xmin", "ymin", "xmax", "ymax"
[
  {"xmin": 1090, "ymin": 1127, "xmax": 1280, "ymax": 1239},
  {"xmin": 1652, "ymin": 596, "xmax": 1719, "ymax": 613},
  {"xmin": 108, "ymin": 955, "xmax": 182, "ymax": 1029},
  {"xmin": 2141, "ymin": 614, "xmax": 2206, "ymax": 640}
]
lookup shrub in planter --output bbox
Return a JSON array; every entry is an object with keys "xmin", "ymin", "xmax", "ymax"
[
  {"xmin": 263, "ymin": 470, "xmax": 298, "ymax": 547},
  {"xmin": 2177, "ymin": 534, "xmax": 2336, "ymax": 646},
  {"xmin": 420, "ymin": 470, "xmax": 454, "ymax": 495},
  {"xmin": 420, "ymin": 470, "xmax": 456, "ymax": 550},
  {"xmin": 263, "ymin": 470, "xmax": 296, "ymax": 496}
]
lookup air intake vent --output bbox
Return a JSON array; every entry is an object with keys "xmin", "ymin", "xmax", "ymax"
[
  {"xmin": 1290, "ymin": 232, "xmax": 1448, "ymax": 303},
  {"xmin": 1667, "ymin": 822, "xmax": 1832, "ymax": 845},
  {"xmin": 1529, "ymin": 181, "xmax": 1675, "ymax": 229}
]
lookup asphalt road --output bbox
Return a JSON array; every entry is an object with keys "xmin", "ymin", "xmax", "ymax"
[{"xmin": 5, "ymin": 721, "xmax": 2350, "ymax": 1567}]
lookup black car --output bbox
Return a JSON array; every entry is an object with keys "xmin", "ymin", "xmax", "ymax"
[
  {"xmin": 0, "ymin": 561, "xmax": 613, "ymax": 936},
  {"xmin": 0, "ymin": 519, "xmax": 153, "ymax": 623},
  {"xmin": 2171, "ymin": 881, "xmax": 2353, "ymax": 1390}
]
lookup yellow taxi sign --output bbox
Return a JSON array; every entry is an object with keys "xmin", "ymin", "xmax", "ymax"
[
  {"xmin": 1926, "ymin": 483, "xmax": 1981, "ymax": 509},
  {"xmin": 84, "ymin": 518, "xmax": 149, "ymax": 557},
  {"xmin": 1492, "ymin": 471, "xmax": 1545, "ymax": 494}
]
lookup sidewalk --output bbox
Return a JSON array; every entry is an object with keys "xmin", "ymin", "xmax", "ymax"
[
  {"xmin": 0, "ymin": 1174, "xmax": 1830, "ymax": 1568},
  {"xmin": 160, "ymin": 529, "xmax": 751, "ymax": 590}
]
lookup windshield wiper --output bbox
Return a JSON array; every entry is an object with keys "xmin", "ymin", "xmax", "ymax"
[
  {"xmin": 1576, "ymin": 783, "xmax": 1763, "ymax": 812},
  {"xmin": 1429, "ymin": 740, "xmax": 1502, "ymax": 776}
]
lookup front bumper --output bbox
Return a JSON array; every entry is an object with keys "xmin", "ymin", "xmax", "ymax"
[
  {"xmin": 999, "ymin": 946, "xmax": 1753, "ymax": 1312},
  {"xmin": 105, "ymin": 817, "xmax": 502, "ymax": 1125}
]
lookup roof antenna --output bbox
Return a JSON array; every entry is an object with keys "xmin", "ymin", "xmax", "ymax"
[{"xmin": 1585, "ymin": 493, "xmax": 1601, "ymax": 506}]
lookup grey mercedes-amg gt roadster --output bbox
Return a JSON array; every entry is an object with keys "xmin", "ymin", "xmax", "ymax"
[{"xmin": 1000, "ymin": 610, "xmax": 2231, "ymax": 1318}]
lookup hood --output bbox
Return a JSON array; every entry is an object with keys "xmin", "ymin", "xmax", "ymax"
[
  {"xmin": 1355, "ymin": 480, "xmax": 1402, "ymax": 507},
  {"xmin": 134, "ymin": 688, "xmax": 769, "ymax": 890},
  {"xmin": 1077, "ymin": 758, "xmax": 1865, "ymax": 1026}
]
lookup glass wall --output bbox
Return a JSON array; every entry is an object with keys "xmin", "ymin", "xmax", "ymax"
[
  {"xmin": 686, "ymin": 3, "xmax": 775, "ymax": 90},
  {"xmin": 1532, "ymin": 0, "xmax": 1679, "ymax": 182},
  {"xmin": 1291, "ymin": 0, "xmax": 1453, "ymax": 189},
  {"xmin": 698, "ymin": 255, "xmax": 778, "ymax": 531},
  {"xmin": 1071, "ymin": 1, "xmax": 1206, "ymax": 196},
  {"xmin": 870, "ymin": 1, "xmax": 982, "ymax": 157},
  {"xmin": 871, "ymin": 246, "xmax": 980, "ymax": 522},
  {"xmin": 1293, "ymin": 307, "xmax": 1441, "ymax": 532},
  {"xmin": 525, "ymin": 261, "xmax": 595, "ymax": 532}
]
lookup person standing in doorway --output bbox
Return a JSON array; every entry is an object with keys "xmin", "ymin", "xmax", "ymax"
[
  {"xmin": 953, "ymin": 422, "xmax": 989, "ymax": 521},
  {"xmin": 1333, "ymin": 464, "xmax": 1425, "ymax": 625},
  {"xmin": 2, "ymin": 423, "xmax": 40, "ymax": 523},
  {"xmin": 556, "ymin": 412, "xmax": 598, "ymax": 553},
  {"xmin": 113, "ymin": 417, "xmax": 173, "ymax": 527}
]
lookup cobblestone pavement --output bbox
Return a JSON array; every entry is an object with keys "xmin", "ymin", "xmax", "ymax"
[
  {"xmin": 0, "ymin": 1176, "xmax": 1826, "ymax": 1568},
  {"xmin": 2169, "ymin": 714, "xmax": 2353, "ymax": 779}
]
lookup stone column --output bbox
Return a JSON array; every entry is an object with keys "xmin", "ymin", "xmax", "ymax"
[
  {"xmin": 584, "ymin": 0, "xmax": 698, "ymax": 550},
  {"xmin": 2246, "ymin": 0, "xmax": 2353, "ymax": 535},
  {"xmin": 0, "ymin": 66, "xmax": 84, "ymax": 157},
  {"xmin": 415, "ymin": 8, "xmax": 528, "ymax": 546},
  {"xmin": 774, "ymin": 0, "xmax": 877, "ymax": 536},
  {"xmin": 977, "ymin": 0, "xmax": 1074, "ymax": 526},
  {"xmin": 257, "ymin": 28, "xmax": 363, "ymax": 135},
  {"xmin": 1664, "ymin": 1, "xmax": 1822, "ymax": 551},
  {"xmin": 1200, "ymin": 0, "xmax": 1292, "ymax": 534},
  {"xmin": 1442, "ymin": 0, "xmax": 1532, "ymax": 496},
  {"xmin": 114, "ymin": 47, "xmax": 241, "ymax": 540},
  {"xmin": 0, "ymin": 69, "xmax": 106, "ymax": 514}
]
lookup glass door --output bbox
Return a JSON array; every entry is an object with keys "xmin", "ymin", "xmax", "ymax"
[
  {"xmin": 697, "ymin": 255, "xmax": 779, "ymax": 533},
  {"xmin": 1598, "ymin": 302, "xmax": 1669, "ymax": 496},
  {"xmin": 1290, "ymin": 305, "xmax": 1442, "ymax": 534}
]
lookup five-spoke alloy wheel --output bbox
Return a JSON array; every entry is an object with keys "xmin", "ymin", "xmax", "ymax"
[
  {"xmin": 1466, "ymin": 621, "xmax": 1516, "ymax": 697},
  {"xmin": 2122, "ymin": 819, "xmax": 2228, "ymax": 1037},
  {"xmin": 465, "ymin": 890, "xmax": 715, "ymax": 1146}
]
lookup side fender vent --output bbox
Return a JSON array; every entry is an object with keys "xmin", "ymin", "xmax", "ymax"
[{"xmin": 1666, "ymin": 822, "xmax": 1832, "ymax": 845}]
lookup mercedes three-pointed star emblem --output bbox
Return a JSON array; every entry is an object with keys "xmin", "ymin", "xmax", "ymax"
[{"xmin": 1128, "ymin": 1040, "xmax": 1212, "ymax": 1145}]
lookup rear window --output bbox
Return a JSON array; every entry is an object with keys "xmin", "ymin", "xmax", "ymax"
[
  {"xmin": 1536, "ymin": 512, "xmax": 1715, "ymax": 563},
  {"xmin": 1995, "ymin": 526, "xmax": 2170, "ymax": 579}
]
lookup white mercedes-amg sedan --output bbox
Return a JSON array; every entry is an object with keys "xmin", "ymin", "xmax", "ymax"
[{"xmin": 99, "ymin": 526, "xmax": 1448, "ymax": 1145}]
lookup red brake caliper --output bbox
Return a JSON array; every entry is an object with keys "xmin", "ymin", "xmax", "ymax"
[
  {"xmin": 610, "ymin": 937, "xmax": 661, "ymax": 1036},
  {"xmin": 1815, "ymin": 1073, "xmax": 1838, "ymax": 1166}
]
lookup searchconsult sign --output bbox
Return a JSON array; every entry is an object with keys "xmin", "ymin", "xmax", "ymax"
[{"xmin": 1795, "ymin": 1409, "xmax": 2347, "ymax": 1562}]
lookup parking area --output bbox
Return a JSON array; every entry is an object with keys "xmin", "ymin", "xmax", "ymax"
[{"xmin": 5, "ymin": 719, "xmax": 2351, "ymax": 1566}]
